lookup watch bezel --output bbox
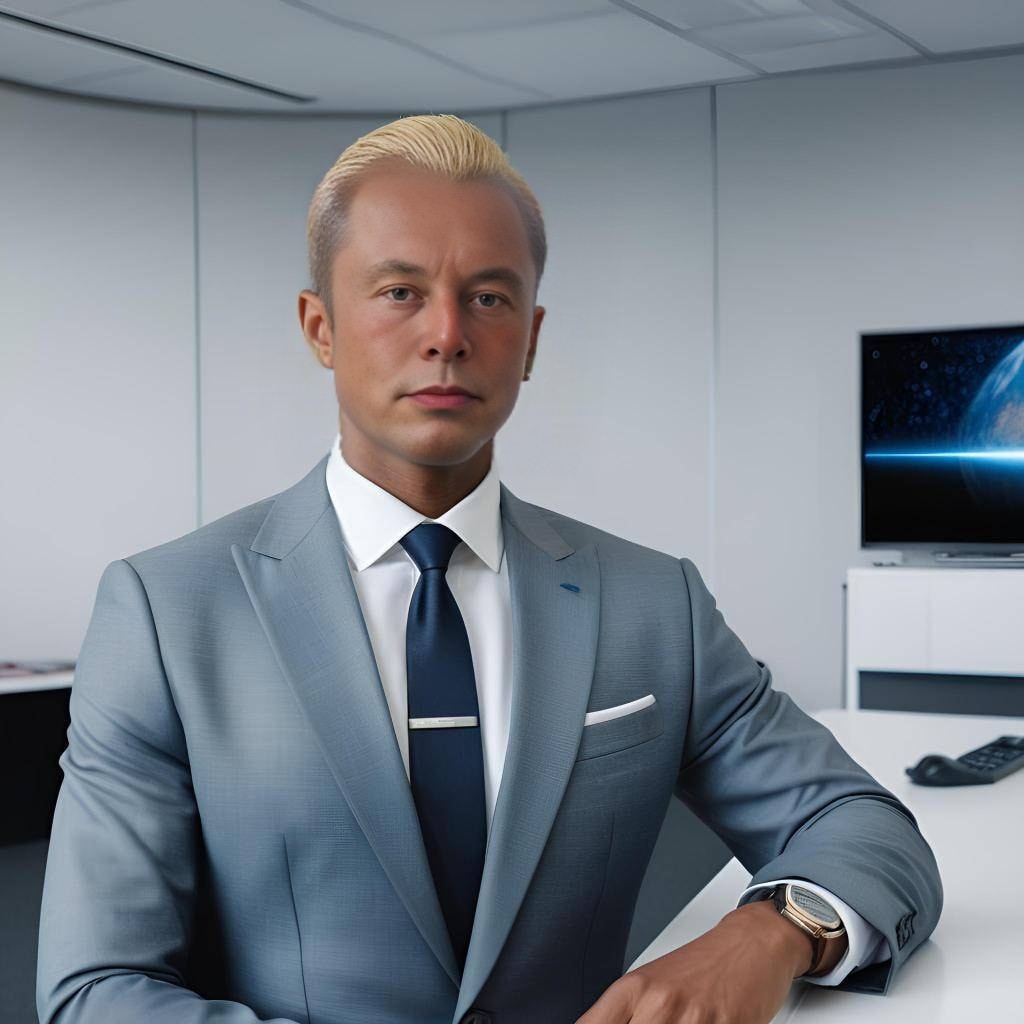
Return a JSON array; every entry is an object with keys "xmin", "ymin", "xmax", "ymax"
[
  {"xmin": 786, "ymin": 884, "xmax": 843, "ymax": 930},
  {"xmin": 771, "ymin": 883, "xmax": 846, "ymax": 977}
]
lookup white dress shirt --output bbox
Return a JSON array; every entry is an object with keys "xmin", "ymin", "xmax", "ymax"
[
  {"xmin": 323, "ymin": 432, "xmax": 888, "ymax": 985},
  {"xmin": 325, "ymin": 431, "xmax": 513, "ymax": 834}
]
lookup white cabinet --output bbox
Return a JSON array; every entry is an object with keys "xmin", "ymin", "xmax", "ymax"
[{"xmin": 845, "ymin": 567, "xmax": 1024, "ymax": 708}]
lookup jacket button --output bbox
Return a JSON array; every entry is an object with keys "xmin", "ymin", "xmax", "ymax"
[{"xmin": 460, "ymin": 1011, "xmax": 493, "ymax": 1024}]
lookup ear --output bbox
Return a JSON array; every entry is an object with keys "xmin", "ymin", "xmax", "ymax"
[
  {"xmin": 525, "ymin": 305, "xmax": 545, "ymax": 378},
  {"xmin": 298, "ymin": 289, "xmax": 334, "ymax": 368}
]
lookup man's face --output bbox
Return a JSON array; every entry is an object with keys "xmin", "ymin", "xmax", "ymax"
[{"xmin": 302, "ymin": 160, "xmax": 544, "ymax": 473}]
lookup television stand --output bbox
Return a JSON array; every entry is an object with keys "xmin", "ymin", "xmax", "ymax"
[
  {"xmin": 845, "ymin": 566, "xmax": 1024, "ymax": 709},
  {"xmin": 933, "ymin": 551, "xmax": 1024, "ymax": 565}
]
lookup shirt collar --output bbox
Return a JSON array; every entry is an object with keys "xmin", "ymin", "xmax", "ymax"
[{"xmin": 325, "ymin": 432, "xmax": 504, "ymax": 574}]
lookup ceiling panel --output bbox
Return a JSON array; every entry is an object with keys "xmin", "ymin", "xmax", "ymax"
[
  {"xmin": 3, "ymin": 0, "xmax": 102, "ymax": 14},
  {"xmin": 0, "ymin": 11, "xmax": 136, "ymax": 85},
  {"xmin": 696, "ymin": 12, "xmax": 868, "ymax": 52},
  {"xmin": 53, "ymin": 61, "xmax": 304, "ymax": 109},
  {"xmin": 283, "ymin": 0, "xmax": 611, "ymax": 38},
  {"xmin": 624, "ymin": 0, "xmax": 919, "ymax": 71},
  {"xmin": 2, "ymin": 0, "xmax": 1022, "ymax": 113},
  {"xmin": 0, "ymin": 0, "xmax": 547, "ymax": 110},
  {"xmin": 744, "ymin": 30, "xmax": 914, "ymax": 72},
  {"xmin": 848, "ymin": 0, "xmax": 1024, "ymax": 54},
  {"xmin": 421, "ymin": 8, "xmax": 753, "ymax": 101},
  {"xmin": 627, "ymin": 0, "xmax": 834, "ymax": 31}
]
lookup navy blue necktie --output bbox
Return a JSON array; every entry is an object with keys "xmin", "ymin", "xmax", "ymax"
[{"xmin": 399, "ymin": 523, "xmax": 487, "ymax": 971}]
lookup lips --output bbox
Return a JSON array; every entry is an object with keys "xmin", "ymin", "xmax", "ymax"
[
  {"xmin": 406, "ymin": 386, "xmax": 479, "ymax": 409},
  {"xmin": 409, "ymin": 386, "xmax": 477, "ymax": 397}
]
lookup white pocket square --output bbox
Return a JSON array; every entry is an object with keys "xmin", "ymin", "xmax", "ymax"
[{"xmin": 583, "ymin": 693, "xmax": 656, "ymax": 727}]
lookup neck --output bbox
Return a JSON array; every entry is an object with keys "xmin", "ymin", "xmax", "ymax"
[{"xmin": 338, "ymin": 431, "xmax": 493, "ymax": 520}]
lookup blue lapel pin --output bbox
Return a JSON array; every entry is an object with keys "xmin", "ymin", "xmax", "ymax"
[{"xmin": 560, "ymin": 582, "xmax": 580, "ymax": 593}]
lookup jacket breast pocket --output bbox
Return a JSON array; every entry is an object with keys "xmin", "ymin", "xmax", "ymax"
[{"xmin": 575, "ymin": 695, "xmax": 664, "ymax": 761}]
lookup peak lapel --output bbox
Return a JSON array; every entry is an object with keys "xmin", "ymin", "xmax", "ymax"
[
  {"xmin": 231, "ymin": 455, "xmax": 460, "ymax": 988},
  {"xmin": 453, "ymin": 485, "xmax": 601, "ymax": 1023}
]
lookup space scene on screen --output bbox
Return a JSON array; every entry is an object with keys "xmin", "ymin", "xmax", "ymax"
[{"xmin": 862, "ymin": 325, "xmax": 1024, "ymax": 545}]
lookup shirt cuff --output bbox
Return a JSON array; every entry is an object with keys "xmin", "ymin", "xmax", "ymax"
[{"xmin": 738, "ymin": 878, "xmax": 891, "ymax": 987}]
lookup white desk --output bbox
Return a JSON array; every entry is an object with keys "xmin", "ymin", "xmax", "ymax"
[
  {"xmin": 630, "ymin": 709, "xmax": 1024, "ymax": 1020},
  {"xmin": 0, "ymin": 670, "xmax": 74, "ymax": 695}
]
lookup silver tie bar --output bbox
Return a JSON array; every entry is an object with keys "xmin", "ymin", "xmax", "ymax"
[{"xmin": 408, "ymin": 716, "xmax": 479, "ymax": 729}]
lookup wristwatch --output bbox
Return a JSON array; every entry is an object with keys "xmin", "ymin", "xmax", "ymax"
[{"xmin": 764, "ymin": 883, "xmax": 847, "ymax": 977}]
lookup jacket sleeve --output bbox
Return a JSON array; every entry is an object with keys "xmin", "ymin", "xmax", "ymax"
[
  {"xmin": 36, "ymin": 559, "xmax": 300, "ymax": 1024},
  {"xmin": 672, "ymin": 556, "xmax": 943, "ymax": 995}
]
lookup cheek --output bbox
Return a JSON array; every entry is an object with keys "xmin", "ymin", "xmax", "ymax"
[{"xmin": 335, "ymin": 318, "xmax": 404, "ymax": 380}]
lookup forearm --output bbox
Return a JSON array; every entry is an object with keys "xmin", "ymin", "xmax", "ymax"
[
  {"xmin": 740, "ymin": 877, "xmax": 889, "ymax": 987},
  {"xmin": 580, "ymin": 898, "xmax": 821, "ymax": 1023},
  {"xmin": 745, "ymin": 794, "xmax": 942, "ymax": 991},
  {"xmin": 719, "ymin": 900, "xmax": 817, "ymax": 978}
]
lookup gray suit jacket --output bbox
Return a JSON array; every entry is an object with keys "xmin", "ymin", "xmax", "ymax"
[{"xmin": 37, "ymin": 454, "xmax": 942, "ymax": 1024}]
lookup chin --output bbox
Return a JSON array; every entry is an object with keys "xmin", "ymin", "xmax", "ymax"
[{"xmin": 399, "ymin": 428, "xmax": 489, "ymax": 467}]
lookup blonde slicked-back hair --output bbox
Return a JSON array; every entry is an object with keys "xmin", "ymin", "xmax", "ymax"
[{"xmin": 306, "ymin": 114, "xmax": 547, "ymax": 322}]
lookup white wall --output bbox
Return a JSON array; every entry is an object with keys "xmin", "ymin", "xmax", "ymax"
[
  {"xmin": 714, "ymin": 53, "xmax": 1024, "ymax": 709},
  {"xmin": 196, "ymin": 112, "xmax": 386, "ymax": 523},
  {"xmin": 1, "ymin": 84, "xmax": 196, "ymax": 658},
  {"xmin": 503, "ymin": 91, "xmax": 715, "ymax": 567},
  {"xmin": 4, "ymin": 54, "xmax": 1022, "ymax": 711}
]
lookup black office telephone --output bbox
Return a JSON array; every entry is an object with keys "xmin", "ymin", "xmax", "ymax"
[{"xmin": 906, "ymin": 735, "xmax": 1024, "ymax": 786}]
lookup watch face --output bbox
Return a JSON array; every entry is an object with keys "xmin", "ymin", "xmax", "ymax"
[{"xmin": 789, "ymin": 885, "xmax": 842, "ymax": 929}]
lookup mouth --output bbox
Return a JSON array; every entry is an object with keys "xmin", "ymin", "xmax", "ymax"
[
  {"xmin": 405, "ymin": 385, "xmax": 480, "ymax": 409},
  {"xmin": 406, "ymin": 392, "xmax": 479, "ymax": 409}
]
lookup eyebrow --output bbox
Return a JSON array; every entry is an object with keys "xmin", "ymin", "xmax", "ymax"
[{"xmin": 363, "ymin": 259, "xmax": 527, "ymax": 295}]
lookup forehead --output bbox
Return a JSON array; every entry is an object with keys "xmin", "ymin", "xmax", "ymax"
[{"xmin": 339, "ymin": 163, "xmax": 533, "ymax": 273}]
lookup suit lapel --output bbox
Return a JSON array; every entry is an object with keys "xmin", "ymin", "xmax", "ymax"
[
  {"xmin": 453, "ymin": 485, "xmax": 601, "ymax": 1023},
  {"xmin": 232, "ymin": 455, "xmax": 460, "ymax": 987},
  {"xmin": 231, "ymin": 456, "xmax": 602, "ymax": 1015}
]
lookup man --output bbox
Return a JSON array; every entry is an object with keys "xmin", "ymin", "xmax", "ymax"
[{"xmin": 37, "ymin": 114, "xmax": 941, "ymax": 1024}]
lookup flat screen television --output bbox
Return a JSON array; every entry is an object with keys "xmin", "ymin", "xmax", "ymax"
[{"xmin": 861, "ymin": 322, "xmax": 1024, "ymax": 549}]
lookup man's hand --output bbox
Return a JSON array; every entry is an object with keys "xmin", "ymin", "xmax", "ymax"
[{"xmin": 575, "ymin": 899, "xmax": 818, "ymax": 1024}]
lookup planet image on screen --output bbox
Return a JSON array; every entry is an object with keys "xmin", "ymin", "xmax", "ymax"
[{"xmin": 957, "ymin": 338, "xmax": 1024, "ymax": 511}]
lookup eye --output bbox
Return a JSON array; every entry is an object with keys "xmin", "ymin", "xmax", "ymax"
[
  {"xmin": 474, "ymin": 293, "xmax": 504, "ymax": 308},
  {"xmin": 385, "ymin": 287, "xmax": 414, "ymax": 302}
]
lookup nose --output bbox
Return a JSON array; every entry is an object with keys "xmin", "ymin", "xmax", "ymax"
[{"xmin": 421, "ymin": 289, "xmax": 468, "ymax": 360}]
